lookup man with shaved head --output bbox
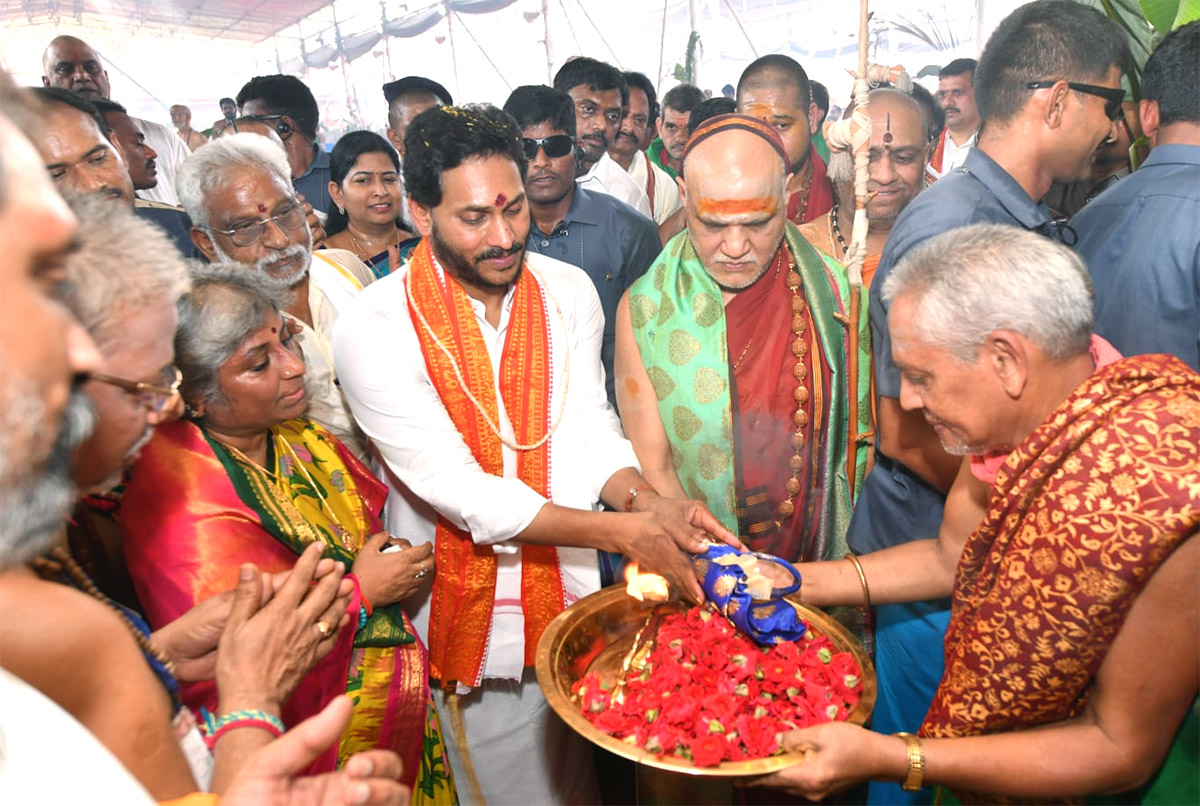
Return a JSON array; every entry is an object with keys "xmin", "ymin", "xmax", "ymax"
[
  {"xmin": 736, "ymin": 54, "xmax": 834, "ymax": 224},
  {"xmin": 41, "ymin": 35, "xmax": 191, "ymax": 207},
  {"xmin": 799, "ymin": 88, "xmax": 931, "ymax": 289},
  {"xmin": 615, "ymin": 115, "xmax": 870, "ymax": 601}
]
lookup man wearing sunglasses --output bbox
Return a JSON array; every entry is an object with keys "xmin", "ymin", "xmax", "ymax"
[
  {"xmin": 177, "ymin": 134, "xmax": 375, "ymax": 460},
  {"xmin": 236, "ymin": 74, "xmax": 333, "ymax": 215},
  {"xmin": 503, "ymin": 85, "xmax": 661, "ymax": 414},
  {"xmin": 840, "ymin": 5, "xmax": 1132, "ymax": 803},
  {"xmin": 1072, "ymin": 21, "xmax": 1200, "ymax": 372}
]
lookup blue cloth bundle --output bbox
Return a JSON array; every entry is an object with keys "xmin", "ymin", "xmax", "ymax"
[{"xmin": 691, "ymin": 544, "xmax": 807, "ymax": 645}]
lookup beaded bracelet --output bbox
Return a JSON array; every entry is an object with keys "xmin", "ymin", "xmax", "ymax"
[{"xmin": 200, "ymin": 708, "xmax": 285, "ymax": 750}]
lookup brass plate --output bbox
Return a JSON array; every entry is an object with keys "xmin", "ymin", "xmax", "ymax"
[{"xmin": 535, "ymin": 584, "xmax": 876, "ymax": 777}]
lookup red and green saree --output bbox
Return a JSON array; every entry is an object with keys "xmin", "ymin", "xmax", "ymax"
[{"xmin": 121, "ymin": 418, "xmax": 456, "ymax": 803}]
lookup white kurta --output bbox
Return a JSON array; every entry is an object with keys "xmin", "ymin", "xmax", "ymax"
[
  {"xmin": 627, "ymin": 150, "xmax": 682, "ymax": 225},
  {"xmin": 291, "ymin": 249, "xmax": 374, "ymax": 461},
  {"xmin": 333, "ymin": 251, "xmax": 635, "ymax": 804},
  {"xmin": 135, "ymin": 117, "xmax": 191, "ymax": 207},
  {"xmin": 926, "ymin": 129, "xmax": 977, "ymax": 181},
  {"xmin": 577, "ymin": 151, "xmax": 653, "ymax": 219}
]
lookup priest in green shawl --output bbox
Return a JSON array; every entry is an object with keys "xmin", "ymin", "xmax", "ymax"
[{"xmin": 615, "ymin": 113, "xmax": 870, "ymax": 572}]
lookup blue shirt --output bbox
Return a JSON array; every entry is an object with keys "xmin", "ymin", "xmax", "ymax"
[
  {"xmin": 847, "ymin": 148, "xmax": 1056, "ymax": 553},
  {"xmin": 524, "ymin": 186, "xmax": 662, "ymax": 411},
  {"xmin": 294, "ymin": 145, "xmax": 332, "ymax": 214},
  {"xmin": 1072, "ymin": 143, "xmax": 1200, "ymax": 370}
]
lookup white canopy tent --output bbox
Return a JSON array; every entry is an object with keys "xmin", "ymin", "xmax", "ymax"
[{"xmin": 1, "ymin": 0, "xmax": 1023, "ymax": 141}]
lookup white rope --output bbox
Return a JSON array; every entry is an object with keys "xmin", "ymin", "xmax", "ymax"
[{"xmin": 405, "ymin": 262, "xmax": 570, "ymax": 453}]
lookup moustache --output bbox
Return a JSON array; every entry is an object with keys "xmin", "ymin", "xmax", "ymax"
[
  {"xmin": 477, "ymin": 242, "xmax": 523, "ymax": 262},
  {"xmin": 615, "ymin": 130, "xmax": 638, "ymax": 143},
  {"xmin": 529, "ymin": 170, "xmax": 563, "ymax": 183}
]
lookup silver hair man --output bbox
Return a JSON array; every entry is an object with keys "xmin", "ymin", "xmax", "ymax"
[
  {"xmin": 176, "ymin": 132, "xmax": 313, "ymax": 293},
  {"xmin": 882, "ymin": 223, "xmax": 1095, "ymax": 364},
  {"xmin": 60, "ymin": 195, "xmax": 192, "ymax": 493}
]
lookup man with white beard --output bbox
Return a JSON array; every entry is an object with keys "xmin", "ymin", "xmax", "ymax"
[{"xmin": 177, "ymin": 134, "xmax": 375, "ymax": 459}]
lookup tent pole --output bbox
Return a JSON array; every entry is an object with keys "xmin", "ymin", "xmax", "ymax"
[
  {"xmin": 445, "ymin": 2, "xmax": 461, "ymax": 100},
  {"xmin": 543, "ymin": 0, "xmax": 553, "ymax": 84},
  {"xmin": 657, "ymin": 0, "xmax": 668, "ymax": 90},
  {"xmin": 721, "ymin": 0, "xmax": 759, "ymax": 57},
  {"xmin": 381, "ymin": 0, "xmax": 393, "ymax": 78}
]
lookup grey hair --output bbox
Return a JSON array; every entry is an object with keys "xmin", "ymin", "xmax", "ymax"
[
  {"xmin": 175, "ymin": 263, "xmax": 291, "ymax": 409},
  {"xmin": 57, "ymin": 195, "xmax": 192, "ymax": 347},
  {"xmin": 881, "ymin": 224, "xmax": 1094, "ymax": 363},
  {"xmin": 176, "ymin": 132, "xmax": 292, "ymax": 228}
]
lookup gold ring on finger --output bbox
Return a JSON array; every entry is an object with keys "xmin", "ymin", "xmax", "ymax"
[{"xmin": 316, "ymin": 621, "xmax": 331, "ymax": 637}]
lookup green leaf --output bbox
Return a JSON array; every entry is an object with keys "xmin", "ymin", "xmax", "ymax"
[
  {"xmin": 1173, "ymin": 0, "xmax": 1200, "ymax": 27},
  {"xmin": 1139, "ymin": 0, "xmax": 1180, "ymax": 32}
]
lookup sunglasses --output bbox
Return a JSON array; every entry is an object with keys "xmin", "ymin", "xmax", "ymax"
[
  {"xmin": 1026, "ymin": 81, "xmax": 1125, "ymax": 121},
  {"xmin": 522, "ymin": 134, "xmax": 575, "ymax": 160}
]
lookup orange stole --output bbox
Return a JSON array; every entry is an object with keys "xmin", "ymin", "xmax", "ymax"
[{"xmin": 406, "ymin": 239, "xmax": 566, "ymax": 688}]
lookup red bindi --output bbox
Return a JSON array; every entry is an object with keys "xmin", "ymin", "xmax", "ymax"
[
  {"xmin": 494, "ymin": 193, "xmax": 507, "ymax": 207},
  {"xmin": 257, "ymin": 203, "xmax": 268, "ymax": 213},
  {"xmin": 270, "ymin": 326, "xmax": 277, "ymax": 334}
]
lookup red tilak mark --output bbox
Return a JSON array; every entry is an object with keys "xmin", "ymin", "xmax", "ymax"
[
  {"xmin": 494, "ymin": 193, "xmax": 508, "ymax": 207},
  {"xmin": 270, "ymin": 327, "xmax": 277, "ymax": 334},
  {"xmin": 257, "ymin": 203, "xmax": 268, "ymax": 213},
  {"xmin": 696, "ymin": 197, "xmax": 776, "ymax": 216}
]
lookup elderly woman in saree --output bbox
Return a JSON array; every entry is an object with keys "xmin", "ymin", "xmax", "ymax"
[{"xmin": 121, "ymin": 265, "xmax": 456, "ymax": 803}]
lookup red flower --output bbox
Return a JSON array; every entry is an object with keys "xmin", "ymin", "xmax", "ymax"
[{"xmin": 688, "ymin": 733, "xmax": 729, "ymax": 767}]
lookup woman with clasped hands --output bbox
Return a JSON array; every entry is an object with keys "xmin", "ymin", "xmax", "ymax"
[{"xmin": 121, "ymin": 265, "xmax": 455, "ymax": 801}]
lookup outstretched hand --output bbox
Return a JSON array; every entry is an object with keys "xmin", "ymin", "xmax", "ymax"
[
  {"xmin": 221, "ymin": 696, "xmax": 409, "ymax": 806},
  {"xmin": 748, "ymin": 721, "xmax": 893, "ymax": 801}
]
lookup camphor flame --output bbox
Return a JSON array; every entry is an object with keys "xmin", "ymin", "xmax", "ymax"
[{"xmin": 624, "ymin": 562, "xmax": 670, "ymax": 603}]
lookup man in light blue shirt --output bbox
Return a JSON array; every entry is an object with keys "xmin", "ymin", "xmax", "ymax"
[{"xmin": 1073, "ymin": 21, "xmax": 1200, "ymax": 370}]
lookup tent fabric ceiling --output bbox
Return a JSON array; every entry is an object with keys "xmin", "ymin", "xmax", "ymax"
[{"xmin": 0, "ymin": 0, "xmax": 339, "ymax": 43}]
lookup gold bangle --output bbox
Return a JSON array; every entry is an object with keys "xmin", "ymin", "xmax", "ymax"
[
  {"xmin": 895, "ymin": 732, "xmax": 925, "ymax": 792},
  {"xmin": 844, "ymin": 553, "xmax": 871, "ymax": 612}
]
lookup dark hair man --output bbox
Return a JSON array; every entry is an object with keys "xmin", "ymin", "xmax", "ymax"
[
  {"xmin": 844, "ymin": 6, "xmax": 1131, "ymax": 803},
  {"xmin": 810, "ymin": 80, "xmax": 832, "ymax": 162},
  {"xmin": 382, "ymin": 75, "xmax": 452, "ymax": 229},
  {"xmin": 236, "ymin": 74, "xmax": 332, "ymax": 213},
  {"xmin": 505, "ymin": 85, "xmax": 662, "ymax": 412},
  {"xmin": 210, "ymin": 96, "xmax": 238, "ymax": 136},
  {"xmin": 553, "ymin": 57, "xmax": 651, "ymax": 217},
  {"xmin": 649, "ymin": 83, "xmax": 705, "ymax": 178},
  {"xmin": 610, "ymin": 71, "xmax": 681, "ymax": 224},
  {"xmin": 736, "ymin": 54, "xmax": 834, "ymax": 224},
  {"xmin": 31, "ymin": 89, "xmax": 193, "ymax": 257},
  {"xmin": 927, "ymin": 58, "xmax": 980, "ymax": 181},
  {"xmin": 40, "ymin": 34, "xmax": 191, "ymax": 207},
  {"xmin": 1073, "ymin": 20, "xmax": 1200, "ymax": 370},
  {"xmin": 333, "ymin": 102, "xmax": 736, "ymax": 806}
]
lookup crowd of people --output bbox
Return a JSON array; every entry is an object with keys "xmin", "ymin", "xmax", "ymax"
[{"xmin": 0, "ymin": 1, "xmax": 1196, "ymax": 804}]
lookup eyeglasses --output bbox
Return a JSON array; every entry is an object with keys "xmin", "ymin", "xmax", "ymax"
[
  {"xmin": 207, "ymin": 202, "xmax": 307, "ymax": 247},
  {"xmin": 1026, "ymin": 81, "xmax": 1125, "ymax": 121},
  {"xmin": 522, "ymin": 135, "xmax": 575, "ymax": 160},
  {"xmin": 89, "ymin": 366, "xmax": 182, "ymax": 414}
]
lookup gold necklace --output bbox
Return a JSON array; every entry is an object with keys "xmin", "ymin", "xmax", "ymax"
[
  {"xmin": 789, "ymin": 160, "xmax": 815, "ymax": 223},
  {"xmin": 346, "ymin": 226, "xmax": 402, "ymax": 262},
  {"xmin": 405, "ymin": 260, "xmax": 570, "ymax": 453},
  {"xmin": 212, "ymin": 431, "xmax": 356, "ymax": 548}
]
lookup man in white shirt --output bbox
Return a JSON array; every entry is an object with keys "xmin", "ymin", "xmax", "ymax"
[
  {"xmin": 553, "ymin": 57, "xmax": 653, "ymax": 218},
  {"xmin": 333, "ymin": 103, "xmax": 735, "ymax": 805},
  {"xmin": 926, "ymin": 58, "xmax": 981, "ymax": 181},
  {"xmin": 611, "ymin": 71, "xmax": 682, "ymax": 226},
  {"xmin": 177, "ymin": 134, "xmax": 375, "ymax": 459},
  {"xmin": 41, "ymin": 35, "xmax": 191, "ymax": 207}
]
